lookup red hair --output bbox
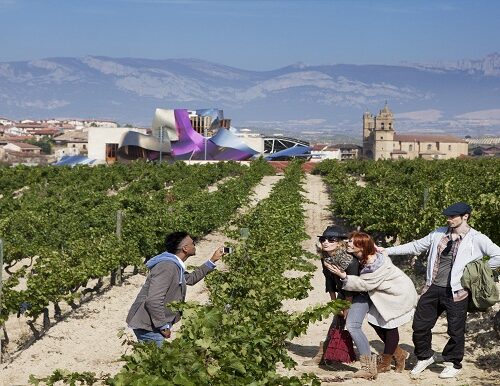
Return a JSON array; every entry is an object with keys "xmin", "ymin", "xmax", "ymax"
[{"xmin": 349, "ymin": 231, "xmax": 376, "ymax": 266}]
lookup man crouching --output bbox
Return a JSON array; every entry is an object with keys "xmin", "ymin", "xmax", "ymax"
[{"xmin": 126, "ymin": 231, "xmax": 223, "ymax": 346}]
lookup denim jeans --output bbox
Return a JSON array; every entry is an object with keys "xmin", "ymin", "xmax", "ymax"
[
  {"xmin": 133, "ymin": 328, "xmax": 165, "ymax": 347},
  {"xmin": 344, "ymin": 293, "xmax": 371, "ymax": 356}
]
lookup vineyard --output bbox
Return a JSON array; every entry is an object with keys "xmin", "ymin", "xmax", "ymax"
[
  {"xmin": 313, "ymin": 158, "xmax": 500, "ymax": 246},
  {"xmin": 1, "ymin": 158, "xmax": 499, "ymax": 385},
  {"xmin": 0, "ymin": 160, "xmax": 274, "ymax": 332}
]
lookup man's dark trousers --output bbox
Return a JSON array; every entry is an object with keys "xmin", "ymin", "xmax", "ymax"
[{"xmin": 412, "ymin": 284, "xmax": 468, "ymax": 369}]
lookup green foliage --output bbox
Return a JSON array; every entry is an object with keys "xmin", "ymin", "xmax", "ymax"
[
  {"xmin": 313, "ymin": 158, "xmax": 500, "ymax": 245},
  {"xmin": 107, "ymin": 160, "xmax": 347, "ymax": 385},
  {"xmin": 25, "ymin": 137, "xmax": 53, "ymax": 154},
  {"xmin": 10, "ymin": 159, "xmax": 343, "ymax": 385},
  {"xmin": 0, "ymin": 160, "xmax": 270, "ymax": 324},
  {"xmin": 29, "ymin": 369, "xmax": 104, "ymax": 386}
]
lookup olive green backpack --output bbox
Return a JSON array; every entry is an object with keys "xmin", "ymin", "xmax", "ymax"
[{"xmin": 461, "ymin": 259, "xmax": 499, "ymax": 312}]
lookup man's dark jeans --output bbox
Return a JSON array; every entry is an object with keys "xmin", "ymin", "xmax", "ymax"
[{"xmin": 412, "ymin": 284, "xmax": 468, "ymax": 369}]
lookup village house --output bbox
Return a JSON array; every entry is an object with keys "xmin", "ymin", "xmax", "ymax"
[
  {"xmin": 310, "ymin": 144, "xmax": 341, "ymax": 161},
  {"xmin": 0, "ymin": 117, "xmax": 14, "ymax": 126},
  {"xmin": 53, "ymin": 131, "xmax": 88, "ymax": 159},
  {"xmin": 3, "ymin": 142, "xmax": 42, "ymax": 154},
  {"xmin": 27, "ymin": 128, "xmax": 62, "ymax": 140}
]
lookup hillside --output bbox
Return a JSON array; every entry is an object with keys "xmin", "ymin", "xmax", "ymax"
[{"xmin": 1, "ymin": 54, "xmax": 500, "ymax": 140}]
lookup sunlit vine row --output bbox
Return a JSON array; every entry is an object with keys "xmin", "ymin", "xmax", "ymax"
[{"xmin": 313, "ymin": 158, "xmax": 500, "ymax": 245}]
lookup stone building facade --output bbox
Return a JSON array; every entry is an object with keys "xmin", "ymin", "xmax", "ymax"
[{"xmin": 362, "ymin": 105, "xmax": 468, "ymax": 160}]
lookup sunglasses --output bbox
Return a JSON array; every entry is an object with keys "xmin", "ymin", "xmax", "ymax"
[{"xmin": 319, "ymin": 236, "xmax": 341, "ymax": 243}]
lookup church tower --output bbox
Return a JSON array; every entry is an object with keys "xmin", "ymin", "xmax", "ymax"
[
  {"xmin": 372, "ymin": 103, "xmax": 395, "ymax": 159},
  {"xmin": 362, "ymin": 111, "xmax": 375, "ymax": 158}
]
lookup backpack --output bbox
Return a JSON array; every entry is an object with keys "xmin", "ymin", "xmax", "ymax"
[{"xmin": 461, "ymin": 259, "xmax": 499, "ymax": 312}]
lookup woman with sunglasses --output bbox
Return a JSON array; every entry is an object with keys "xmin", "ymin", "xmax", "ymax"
[
  {"xmin": 304, "ymin": 225, "xmax": 371, "ymax": 374},
  {"xmin": 325, "ymin": 231, "xmax": 417, "ymax": 377}
]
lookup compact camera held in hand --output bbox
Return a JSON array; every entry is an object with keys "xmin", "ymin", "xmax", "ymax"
[{"xmin": 223, "ymin": 246, "xmax": 233, "ymax": 254}]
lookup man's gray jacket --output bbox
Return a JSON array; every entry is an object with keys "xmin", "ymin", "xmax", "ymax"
[{"xmin": 126, "ymin": 260, "xmax": 214, "ymax": 331}]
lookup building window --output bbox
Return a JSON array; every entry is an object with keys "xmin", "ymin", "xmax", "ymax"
[
  {"xmin": 381, "ymin": 123, "xmax": 385, "ymax": 129},
  {"xmin": 106, "ymin": 143, "xmax": 119, "ymax": 161},
  {"xmin": 389, "ymin": 123, "xmax": 392, "ymax": 129},
  {"xmin": 427, "ymin": 144, "xmax": 432, "ymax": 151},
  {"xmin": 380, "ymin": 136, "xmax": 384, "ymax": 140},
  {"xmin": 448, "ymin": 145, "xmax": 452, "ymax": 151},
  {"xmin": 409, "ymin": 144, "xmax": 413, "ymax": 151}
]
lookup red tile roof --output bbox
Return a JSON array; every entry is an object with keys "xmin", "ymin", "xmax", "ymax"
[
  {"xmin": 6, "ymin": 142, "xmax": 41, "ymax": 149},
  {"xmin": 28, "ymin": 128, "xmax": 61, "ymax": 135},
  {"xmin": 394, "ymin": 133, "xmax": 467, "ymax": 143}
]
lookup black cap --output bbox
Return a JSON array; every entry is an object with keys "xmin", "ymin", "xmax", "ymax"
[
  {"xmin": 318, "ymin": 225, "xmax": 349, "ymax": 239},
  {"xmin": 442, "ymin": 202, "xmax": 472, "ymax": 216}
]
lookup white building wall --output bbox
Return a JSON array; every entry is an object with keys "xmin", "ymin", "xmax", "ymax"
[
  {"xmin": 6, "ymin": 126, "xmax": 26, "ymax": 136},
  {"xmin": 310, "ymin": 149, "xmax": 341, "ymax": 162},
  {"xmin": 87, "ymin": 127, "xmax": 148, "ymax": 161},
  {"xmin": 235, "ymin": 134, "xmax": 264, "ymax": 153},
  {"xmin": 55, "ymin": 147, "xmax": 81, "ymax": 159},
  {"xmin": 0, "ymin": 118, "xmax": 14, "ymax": 126}
]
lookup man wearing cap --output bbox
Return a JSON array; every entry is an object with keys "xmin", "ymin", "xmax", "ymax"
[{"xmin": 383, "ymin": 202, "xmax": 500, "ymax": 379}]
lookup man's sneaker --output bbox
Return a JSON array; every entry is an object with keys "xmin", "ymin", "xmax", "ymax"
[
  {"xmin": 410, "ymin": 355, "xmax": 436, "ymax": 375},
  {"xmin": 439, "ymin": 362, "xmax": 462, "ymax": 379}
]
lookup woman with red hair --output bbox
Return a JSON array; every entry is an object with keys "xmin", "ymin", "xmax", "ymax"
[{"xmin": 326, "ymin": 231, "xmax": 417, "ymax": 376}]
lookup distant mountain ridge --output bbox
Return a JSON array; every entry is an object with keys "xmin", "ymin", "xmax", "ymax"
[
  {"xmin": 402, "ymin": 52, "xmax": 500, "ymax": 76},
  {"xmin": 1, "ymin": 54, "xmax": 499, "ymax": 141}
]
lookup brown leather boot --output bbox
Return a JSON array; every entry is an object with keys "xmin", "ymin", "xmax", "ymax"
[
  {"xmin": 346, "ymin": 354, "xmax": 378, "ymax": 380},
  {"xmin": 377, "ymin": 353, "xmax": 393, "ymax": 373},
  {"xmin": 302, "ymin": 341, "xmax": 324, "ymax": 366},
  {"xmin": 393, "ymin": 346, "xmax": 409, "ymax": 372}
]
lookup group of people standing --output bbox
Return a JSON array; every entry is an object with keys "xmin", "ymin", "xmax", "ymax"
[
  {"xmin": 306, "ymin": 201, "xmax": 500, "ymax": 380},
  {"xmin": 125, "ymin": 202, "xmax": 500, "ymax": 381}
]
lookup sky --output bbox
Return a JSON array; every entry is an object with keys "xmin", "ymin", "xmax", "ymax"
[{"xmin": 1, "ymin": 0, "xmax": 499, "ymax": 70}]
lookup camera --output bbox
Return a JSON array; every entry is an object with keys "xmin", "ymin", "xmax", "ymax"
[{"xmin": 223, "ymin": 246, "xmax": 233, "ymax": 254}]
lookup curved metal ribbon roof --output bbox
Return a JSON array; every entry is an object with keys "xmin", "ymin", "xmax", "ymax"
[{"xmin": 120, "ymin": 130, "xmax": 171, "ymax": 153}]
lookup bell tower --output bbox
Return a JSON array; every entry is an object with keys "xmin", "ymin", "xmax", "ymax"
[
  {"xmin": 362, "ymin": 111, "xmax": 375, "ymax": 159},
  {"xmin": 373, "ymin": 103, "xmax": 395, "ymax": 159}
]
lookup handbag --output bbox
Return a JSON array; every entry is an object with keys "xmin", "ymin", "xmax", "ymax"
[{"xmin": 323, "ymin": 317, "xmax": 356, "ymax": 363}]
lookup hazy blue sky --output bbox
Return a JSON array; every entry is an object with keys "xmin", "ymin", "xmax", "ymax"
[{"xmin": 1, "ymin": 0, "xmax": 499, "ymax": 70}]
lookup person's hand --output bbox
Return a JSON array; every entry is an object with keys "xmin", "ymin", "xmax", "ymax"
[
  {"xmin": 210, "ymin": 246, "xmax": 224, "ymax": 263},
  {"xmin": 324, "ymin": 261, "xmax": 347, "ymax": 279},
  {"xmin": 160, "ymin": 328, "xmax": 171, "ymax": 339}
]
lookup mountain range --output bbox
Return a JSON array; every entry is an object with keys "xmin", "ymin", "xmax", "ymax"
[{"xmin": 1, "ymin": 53, "xmax": 500, "ymax": 142}]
